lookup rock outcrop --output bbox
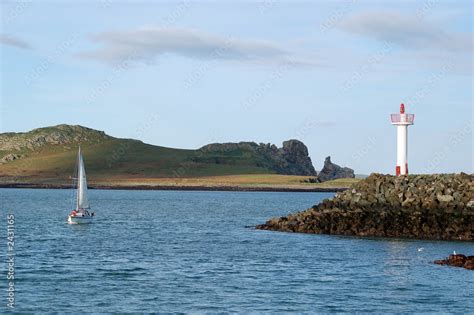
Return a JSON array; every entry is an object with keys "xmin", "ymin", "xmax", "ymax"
[
  {"xmin": 257, "ymin": 173, "xmax": 474, "ymax": 241},
  {"xmin": 0, "ymin": 153, "xmax": 23, "ymax": 164},
  {"xmin": 197, "ymin": 139, "xmax": 317, "ymax": 176},
  {"xmin": 0, "ymin": 124, "xmax": 110, "ymax": 153},
  {"xmin": 434, "ymin": 254, "xmax": 474, "ymax": 270},
  {"xmin": 317, "ymin": 156, "xmax": 355, "ymax": 182},
  {"xmin": 274, "ymin": 140, "xmax": 317, "ymax": 176}
]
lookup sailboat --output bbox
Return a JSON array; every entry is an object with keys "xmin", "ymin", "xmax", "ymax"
[{"xmin": 67, "ymin": 147, "xmax": 94, "ymax": 224}]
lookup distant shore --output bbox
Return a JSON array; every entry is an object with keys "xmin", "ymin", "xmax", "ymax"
[
  {"xmin": 0, "ymin": 175, "xmax": 359, "ymax": 192},
  {"xmin": 0, "ymin": 182, "xmax": 348, "ymax": 192}
]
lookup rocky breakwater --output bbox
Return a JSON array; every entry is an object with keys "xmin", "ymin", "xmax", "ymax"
[{"xmin": 257, "ymin": 173, "xmax": 474, "ymax": 241}]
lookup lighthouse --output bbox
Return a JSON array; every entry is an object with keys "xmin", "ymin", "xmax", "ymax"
[{"xmin": 390, "ymin": 103, "xmax": 414, "ymax": 176}]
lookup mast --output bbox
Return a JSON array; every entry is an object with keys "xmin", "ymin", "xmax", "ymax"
[{"xmin": 76, "ymin": 147, "xmax": 80, "ymax": 210}]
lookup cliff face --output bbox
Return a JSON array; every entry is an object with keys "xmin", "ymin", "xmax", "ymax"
[
  {"xmin": 257, "ymin": 173, "xmax": 474, "ymax": 241},
  {"xmin": 317, "ymin": 156, "xmax": 354, "ymax": 182},
  {"xmin": 270, "ymin": 140, "xmax": 317, "ymax": 176},
  {"xmin": 198, "ymin": 139, "xmax": 317, "ymax": 176}
]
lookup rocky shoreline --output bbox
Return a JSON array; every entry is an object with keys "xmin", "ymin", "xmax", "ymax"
[{"xmin": 257, "ymin": 173, "xmax": 474, "ymax": 241}]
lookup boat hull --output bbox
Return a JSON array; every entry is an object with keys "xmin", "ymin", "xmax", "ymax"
[{"xmin": 67, "ymin": 215, "xmax": 93, "ymax": 225}]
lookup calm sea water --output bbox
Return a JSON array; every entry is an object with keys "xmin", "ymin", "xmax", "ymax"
[{"xmin": 0, "ymin": 188, "xmax": 473, "ymax": 313}]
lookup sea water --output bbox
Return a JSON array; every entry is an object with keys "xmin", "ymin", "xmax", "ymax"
[{"xmin": 0, "ymin": 188, "xmax": 473, "ymax": 313}]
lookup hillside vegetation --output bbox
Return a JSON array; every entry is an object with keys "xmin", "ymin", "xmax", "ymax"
[{"xmin": 0, "ymin": 124, "xmax": 320, "ymax": 184}]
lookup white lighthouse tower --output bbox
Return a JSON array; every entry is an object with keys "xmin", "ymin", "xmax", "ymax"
[{"xmin": 390, "ymin": 103, "xmax": 414, "ymax": 176}]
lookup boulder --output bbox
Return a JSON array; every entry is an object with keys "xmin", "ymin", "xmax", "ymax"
[
  {"xmin": 0, "ymin": 153, "xmax": 23, "ymax": 164},
  {"xmin": 437, "ymin": 193, "xmax": 454, "ymax": 203},
  {"xmin": 464, "ymin": 257, "xmax": 474, "ymax": 270},
  {"xmin": 447, "ymin": 254, "xmax": 467, "ymax": 267},
  {"xmin": 434, "ymin": 254, "xmax": 474, "ymax": 270}
]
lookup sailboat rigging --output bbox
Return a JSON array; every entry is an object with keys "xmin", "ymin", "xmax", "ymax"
[{"xmin": 68, "ymin": 147, "xmax": 94, "ymax": 224}]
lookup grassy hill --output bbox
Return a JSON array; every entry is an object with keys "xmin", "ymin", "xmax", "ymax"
[{"xmin": 0, "ymin": 125, "xmax": 323, "ymax": 186}]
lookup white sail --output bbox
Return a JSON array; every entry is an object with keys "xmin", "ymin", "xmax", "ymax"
[{"xmin": 76, "ymin": 147, "xmax": 90, "ymax": 209}]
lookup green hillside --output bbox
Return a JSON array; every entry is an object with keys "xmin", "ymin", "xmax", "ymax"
[{"xmin": 0, "ymin": 124, "xmax": 317, "ymax": 184}]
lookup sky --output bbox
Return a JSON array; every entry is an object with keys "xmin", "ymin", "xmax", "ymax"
[{"xmin": 0, "ymin": 0, "xmax": 472, "ymax": 175}]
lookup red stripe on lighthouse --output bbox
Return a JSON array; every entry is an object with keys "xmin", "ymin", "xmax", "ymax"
[{"xmin": 396, "ymin": 166, "xmax": 400, "ymax": 176}]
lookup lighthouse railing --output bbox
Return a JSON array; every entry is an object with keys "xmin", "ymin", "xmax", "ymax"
[{"xmin": 390, "ymin": 114, "xmax": 414, "ymax": 123}]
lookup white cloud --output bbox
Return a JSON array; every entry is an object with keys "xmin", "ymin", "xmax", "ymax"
[
  {"xmin": 339, "ymin": 11, "xmax": 472, "ymax": 52},
  {"xmin": 0, "ymin": 34, "xmax": 32, "ymax": 50},
  {"xmin": 78, "ymin": 27, "xmax": 304, "ymax": 66}
]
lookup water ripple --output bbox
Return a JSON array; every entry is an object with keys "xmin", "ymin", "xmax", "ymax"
[{"xmin": 1, "ymin": 189, "xmax": 473, "ymax": 313}]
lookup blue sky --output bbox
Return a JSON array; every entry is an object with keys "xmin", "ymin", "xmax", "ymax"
[{"xmin": 1, "ymin": 0, "xmax": 472, "ymax": 174}]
